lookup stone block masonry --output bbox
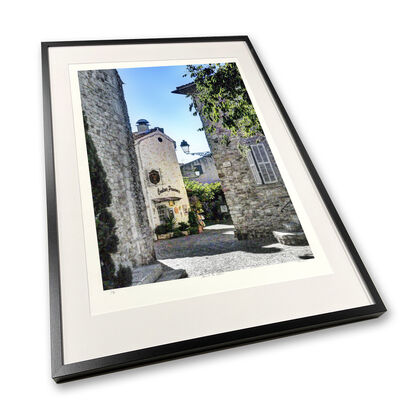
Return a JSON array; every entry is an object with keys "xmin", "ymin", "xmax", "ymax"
[
  {"xmin": 180, "ymin": 154, "xmax": 220, "ymax": 184},
  {"xmin": 203, "ymin": 125, "xmax": 297, "ymax": 240},
  {"xmin": 173, "ymin": 83, "xmax": 300, "ymax": 240},
  {"xmin": 78, "ymin": 69, "xmax": 156, "ymax": 269}
]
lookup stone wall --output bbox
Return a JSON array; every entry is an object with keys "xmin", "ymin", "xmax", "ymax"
[
  {"xmin": 180, "ymin": 154, "xmax": 220, "ymax": 184},
  {"xmin": 78, "ymin": 69, "xmax": 155, "ymax": 269},
  {"xmin": 203, "ymin": 124, "xmax": 297, "ymax": 239},
  {"xmin": 173, "ymin": 84, "xmax": 299, "ymax": 240}
]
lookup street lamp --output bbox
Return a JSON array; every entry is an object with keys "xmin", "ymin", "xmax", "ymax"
[
  {"xmin": 180, "ymin": 140, "xmax": 191, "ymax": 154},
  {"xmin": 180, "ymin": 140, "xmax": 211, "ymax": 157}
]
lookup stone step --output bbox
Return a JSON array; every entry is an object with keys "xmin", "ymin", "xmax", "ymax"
[
  {"xmin": 156, "ymin": 269, "xmax": 188, "ymax": 282},
  {"xmin": 272, "ymin": 230, "xmax": 308, "ymax": 246},
  {"xmin": 132, "ymin": 263, "xmax": 163, "ymax": 285}
]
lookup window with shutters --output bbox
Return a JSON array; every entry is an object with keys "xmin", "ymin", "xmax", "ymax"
[{"xmin": 247, "ymin": 144, "xmax": 278, "ymax": 184}]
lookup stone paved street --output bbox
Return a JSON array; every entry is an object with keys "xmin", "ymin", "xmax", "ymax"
[{"xmin": 155, "ymin": 224, "xmax": 314, "ymax": 278}]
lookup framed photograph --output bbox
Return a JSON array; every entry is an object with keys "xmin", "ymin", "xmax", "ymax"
[{"xmin": 42, "ymin": 36, "xmax": 386, "ymax": 383}]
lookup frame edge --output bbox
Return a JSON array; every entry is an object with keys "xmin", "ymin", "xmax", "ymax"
[{"xmin": 43, "ymin": 35, "xmax": 386, "ymax": 383}]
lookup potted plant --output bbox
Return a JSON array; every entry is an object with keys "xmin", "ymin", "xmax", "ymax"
[
  {"xmin": 178, "ymin": 221, "xmax": 190, "ymax": 236},
  {"xmin": 164, "ymin": 216, "xmax": 176, "ymax": 238},
  {"xmin": 172, "ymin": 228, "xmax": 183, "ymax": 238},
  {"xmin": 155, "ymin": 224, "xmax": 171, "ymax": 240},
  {"xmin": 188, "ymin": 211, "xmax": 199, "ymax": 234},
  {"xmin": 189, "ymin": 226, "xmax": 199, "ymax": 235}
]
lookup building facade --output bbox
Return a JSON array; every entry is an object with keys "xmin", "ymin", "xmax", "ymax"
[
  {"xmin": 173, "ymin": 83, "xmax": 300, "ymax": 240},
  {"xmin": 180, "ymin": 154, "xmax": 220, "ymax": 184},
  {"xmin": 133, "ymin": 120, "xmax": 190, "ymax": 238},
  {"xmin": 78, "ymin": 70, "xmax": 156, "ymax": 270}
]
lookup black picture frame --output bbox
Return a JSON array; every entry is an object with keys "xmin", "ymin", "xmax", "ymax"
[{"xmin": 42, "ymin": 36, "xmax": 386, "ymax": 383}]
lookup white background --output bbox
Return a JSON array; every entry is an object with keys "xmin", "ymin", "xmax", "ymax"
[{"xmin": 1, "ymin": 1, "xmax": 400, "ymax": 413}]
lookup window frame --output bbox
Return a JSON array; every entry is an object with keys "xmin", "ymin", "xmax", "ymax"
[{"xmin": 156, "ymin": 204, "xmax": 168, "ymax": 223}]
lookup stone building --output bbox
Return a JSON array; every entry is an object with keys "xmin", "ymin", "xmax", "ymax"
[
  {"xmin": 180, "ymin": 154, "xmax": 220, "ymax": 184},
  {"xmin": 173, "ymin": 83, "xmax": 299, "ymax": 240},
  {"xmin": 78, "ymin": 70, "xmax": 155, "ymax": 270},
  {"xmin": 133, "ymin": 119, "xmax": 190, "ymax": 238}
]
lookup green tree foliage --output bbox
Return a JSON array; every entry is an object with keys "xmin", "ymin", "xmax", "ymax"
[
  {"xmin": 183, "ymin": 178, "xmax": 222, "ymax": 202},
  {"xmin": 185, "ymin": 63, "xmax": 263, "ymax": 142},
  {"xmin": 184, "ymin": 178, "xmax": 228, "ymax": 223},
  {"xmin": 115, "ymin": 265, "xmax": 134, "ymax": 288},
  {"xmin": 83, "ymin": 114, "xmax": 132, "ymax": 290}
]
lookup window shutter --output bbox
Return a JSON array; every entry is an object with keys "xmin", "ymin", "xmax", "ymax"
[
  {"xmin": 250, "ymin": 144, "xmax": 278, "ymax": 184},
  {"xmin": 246, "ymin": 149, "xmax": 263, "ymax": 185}
]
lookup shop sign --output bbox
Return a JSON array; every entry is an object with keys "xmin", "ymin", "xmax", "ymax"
[{"xmin": 158, "ymin": 185, "xmax": 180, "ymax": 195}]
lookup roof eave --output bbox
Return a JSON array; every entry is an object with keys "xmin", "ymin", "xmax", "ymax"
[{"xmin": 171, "ymin": 82, "xmax": 196, "ymax": 95}]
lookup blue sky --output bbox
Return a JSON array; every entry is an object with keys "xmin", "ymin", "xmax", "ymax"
[{"xmin": 117, "ymin": 65, "xmax": 209, "ymax": 164}]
